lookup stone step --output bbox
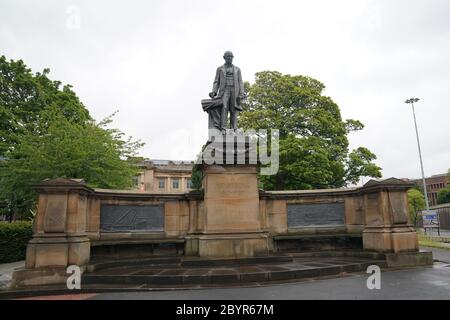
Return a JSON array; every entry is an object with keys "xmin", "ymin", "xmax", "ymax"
[
  {"xmin": 82, "ymin": 259, "xmax": 388, "ymax": 287},
  {"xmin": 181, "ymin": 255, "xmax": 293, "ymax": 267},
  {"xmin": 88, "ymin": 254, "xmax": 294, "ymax": 272},
  {"xmin": 87, "ymin": 256, "xmax": 182, "ymax": 272}
]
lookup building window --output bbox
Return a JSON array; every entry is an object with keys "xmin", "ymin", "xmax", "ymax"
[
  {"xmin": 158, "ymin": 179, "xmax": 165, "ymax": 189},
  {"xmin": 186, "ymin": 179, "xmax": 193, "ymax": 189},
  {"xmin": 172, "ymin": 178, "xmax": 180, "ymax": 189},
  {"xmin": 132, "ymin": 176, "xmax": 139, "ymax": 188}
]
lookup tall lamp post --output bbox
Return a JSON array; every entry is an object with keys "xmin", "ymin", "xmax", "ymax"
[{"xmin": 404, "ymin": 98, "xmax": 435, "ymax": 235}]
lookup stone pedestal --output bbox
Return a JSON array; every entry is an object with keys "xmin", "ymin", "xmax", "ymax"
[
  {"xmin": 12, "ymin": 178, "xmax": 92, "ymax": 287},
  {"xmin": 361, "ymin": 178, "xmax": 419, "ymax": 253},
  {"xmin": 186, "ymin": 164, "xmax": 271, "ymax": 257}
]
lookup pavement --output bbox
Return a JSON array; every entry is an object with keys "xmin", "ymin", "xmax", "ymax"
[
  {"xmin": 0, "ymin": 260, "xmax": 24, "ymax": 289},
  {"xmin": 420, "ymin": 246, "xmax": 450, "ymax": 263}
]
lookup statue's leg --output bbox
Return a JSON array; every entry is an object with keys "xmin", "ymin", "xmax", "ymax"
[{"xmin": 230, "ymin": 109, "xmax": 237, "ymax": 130}]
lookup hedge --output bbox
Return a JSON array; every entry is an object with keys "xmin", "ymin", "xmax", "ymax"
[{"xmin": 0, "ymin": 221, "xmax": 33, "ymax": 263}]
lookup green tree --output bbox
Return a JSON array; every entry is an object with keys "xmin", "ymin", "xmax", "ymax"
[
  {"xmin": 435, "ymin": 168, "xmax": 450, "ymax": 205},
  {"xmin": 0, "ymin": 110, "xmax": 143, "ymax": 220},
  {"xmin": 0, "ymin": 56, "xmax": 144, "ymax": 219},
  {"xmin": 191, "ymin": 164, "xmax": 203, "ymax": 190},
  {"xmin": 407, "ymin": 188, "xmax": 425, "ymax": 227},
  {"xmin": 0, "ymin": 56, "xmax": 91, "ymax": 157},
  {"xmin": 0, "ymin": 107, "xmax": 143, "ymax": 219},
  {"xmin": 437, "ymin": 188, "xmax": 450, "ymax": 205},
  {"xmin": 239, "ymin": 71, "xmax": 381, "ymax": 190}
]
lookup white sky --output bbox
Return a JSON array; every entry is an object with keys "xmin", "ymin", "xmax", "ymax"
[{"xmin": 1, "ymin": 0, "xmax": 449, "ymax": 180}]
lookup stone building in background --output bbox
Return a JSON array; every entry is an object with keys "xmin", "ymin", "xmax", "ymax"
[
  {"xmin": 412, "ymin": 173, "xmax": 449, "ymax": 206},
  {"xmin": 135, "ymin": 159, "xmax": 194, "ymax": 193}
]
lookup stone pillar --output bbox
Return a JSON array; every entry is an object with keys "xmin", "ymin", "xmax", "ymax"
[
  {"xmin": 185, "ymin": 164, "xmax": 270, "ymax": 257},
  {"xmin": 12, "ymin": 178, "xmax": 93, "ymax": 287},
  {"xmin": 361, "ymin": 178, "xmax": 418, "ymax": 253},
  {"xmin": 181, "ymin": 177, "xmax": 186, "ymax": 192},
  {"xmin": 144, "ymin": 168, "xmax": 154, "ymax": 191}
]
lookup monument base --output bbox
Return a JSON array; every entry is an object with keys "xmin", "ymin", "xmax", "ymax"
[
  {"xmin": 362, "ymin": 226, "xmax": 419, "ymax": 253},
  {"xmin": 384, "ymin": 251, "xmax": 433, "ymax": 268},
  {"xmin": 185, "ymin": 232, "xmax": 272, "ymax": 258},
  {"xmin": 11, "ymin": 266, "xmax": 86, "ymax": 288},
  {"xmin": 185, "ymin": 163, "xmax": 271, "ymax": 257}
]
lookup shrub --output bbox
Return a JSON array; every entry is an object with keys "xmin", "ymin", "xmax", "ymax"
[
  {"xmin": 191, "ymin": 164, "xmax": 203, "ymax": 190},
  {"xmin": 0, "ymin": 221, "xmax": 33, "ymax": 263}
]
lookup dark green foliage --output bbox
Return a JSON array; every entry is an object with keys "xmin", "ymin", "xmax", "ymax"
[
  {"xmin": 0, "ymin": 221, "xmax": 33, "ymax": 263},
  {"xmin": 437, "ymin": 188, "xmax": 450, "ymax": 205},
  {"xmin": 0, "ymin": 56, "xmax": 144, "ymax": 218},
  {"xmin": 0, "ymin": 56, "xmax": 91, "ymax": 157},
  {"xmin": 408, "ymin": 188, "xmax": 425, "ymax": 227},
  {"xmin": 0, "ymin": 108, "xmax": 144, "ymax": 218},
  {"xmin": 437, "ymin": 169, "xmax": 450, "ymax": 205},
  {"xmin": 191, "ymin": 164, "xmax": 203, "ymax": 190},
  {"xmin": 239, "ymin": 71, "xmax": 382, "ymax": 190}
]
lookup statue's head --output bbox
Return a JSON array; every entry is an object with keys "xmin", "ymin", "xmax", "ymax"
[{"xmin": 223, "ymin": 51, "xmax": 234, "ymax": 64}]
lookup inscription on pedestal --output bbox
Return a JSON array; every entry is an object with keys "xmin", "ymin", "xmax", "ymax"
[
  {"xmin": 365, "ymin": 193, "xmax": 382, "ymax": 225},
  {"xmin": 100, "ymin": 205, "xmax": 164, "ymax": 232},
  {"xmin": 287, "ymin": 203, "xmax": 345, "ymax": 227},
  {"xmin": 43, "ymin": 194, "xmax": 67, "ymax": 233},
  {"xmin": 215, "ymin": 179, "xmax": 251, "ymax": 197},
  {"xmin": 203, "ymin": 167, "xmax": 261, "ymax": 232},
  {"xmin": 388, "ymin": 192, "xmax": 408, "ymax": 224}
]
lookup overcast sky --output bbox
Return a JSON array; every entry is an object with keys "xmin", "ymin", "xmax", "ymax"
[{"xmin": 1, "ymin": 0, "xmax": 449, "ymax": 180}]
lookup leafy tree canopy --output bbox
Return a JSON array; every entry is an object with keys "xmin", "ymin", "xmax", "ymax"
[
  {"xmin": 435, "ymin": 168, "xmax": 450, "ymax": 205},
  {"xmin": 0, "ymin": 57, "xmax": 143, "ymax": 218},
  {"xmin": 437, "ymin": 188, "xmax": 450, "ymax": 205},
  {"xmin": 407, "ymin": 188, "xmax": 425, "ymax": 227},
  {"xmin": 239, "ymin": 71, "xmax": 382, "ymax": 190},
  {"xmin": 0, "ymin": 55, "xmax": 91, "ymax": 156}
]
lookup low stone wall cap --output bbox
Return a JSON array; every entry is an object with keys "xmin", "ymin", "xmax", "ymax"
[
  {"xmin": 40, "ymin": 177, "xmax": 86, "ymax": 185},
  {"xmin": 363, "ymin": 177, "xmax": 413, "ymax": 187}
]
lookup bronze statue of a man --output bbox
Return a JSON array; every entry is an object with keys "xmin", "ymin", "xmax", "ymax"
[{"xmin": 209, "ymin": 51, "xmax": 245, "ymax": 133}]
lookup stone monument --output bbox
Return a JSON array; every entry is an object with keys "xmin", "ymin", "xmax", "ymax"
[
  {"xmin": 186, "ymin": 52, "xmax": 270, "ymax": 257},
  {"xmin": 10, "ymin": 52, "xmax": 431, "ymax": 288}
]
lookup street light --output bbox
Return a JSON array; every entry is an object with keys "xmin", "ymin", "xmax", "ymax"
[{"xmin": 404, "ymin": 98, "xmax": 435, "ymax": 234}]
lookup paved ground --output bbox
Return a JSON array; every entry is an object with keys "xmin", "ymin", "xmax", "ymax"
[
  {"xmin": 0, "ymin": 260, "xmax": 24, "ymax": 289},
  {"xmin": 422, "ymin": 246, "xmax": 450, "ymax": 263}
]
